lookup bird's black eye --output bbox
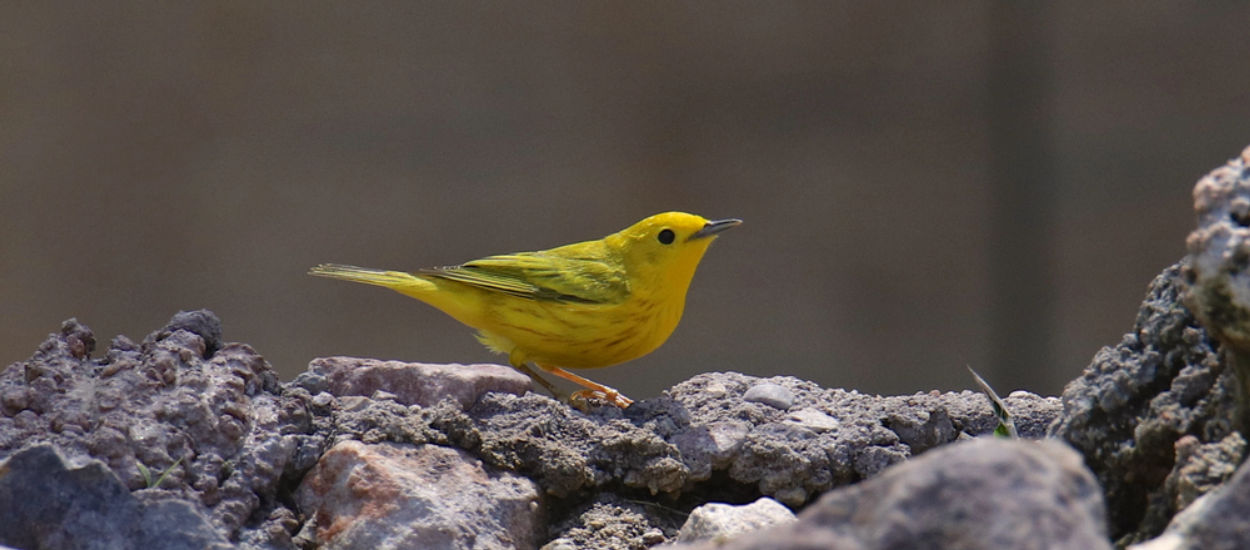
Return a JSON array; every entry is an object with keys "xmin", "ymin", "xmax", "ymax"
[{"xmin": 657, "ymin": 229, "xmax": 675, "ymax": 245}]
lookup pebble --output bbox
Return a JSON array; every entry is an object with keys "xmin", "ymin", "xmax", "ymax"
[
  {"xmin": 785, "ymin": 408, "xmax": 839, "ymax": 432},
  {"xmin": 311, "ymin": 392, "xmax": 334, "ymax": 408},
  {"xmin": 676, "ymin": 497, "xmax": 797, "ymax": 543},
  {"xmin": 641, "ymin": 529, "xmax": 666, "ymax": 545},
  {"xmin": 743, "ymin": 383, "xmax": 794, "ymax": 410}
]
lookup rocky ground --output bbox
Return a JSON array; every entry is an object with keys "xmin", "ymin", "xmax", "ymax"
[{"xmin": 5, "ymin": 147, "xmax": 1250, "ymax": 549}]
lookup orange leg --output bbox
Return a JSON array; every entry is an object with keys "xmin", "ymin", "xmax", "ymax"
[{"xmin": 537, "ymin": 364, "xmax": 634, "ymax": 408}]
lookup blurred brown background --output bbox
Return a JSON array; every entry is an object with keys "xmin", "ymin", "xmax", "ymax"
[{"xmin": 3, "ymin": 3, "xmax": 1249, "ymax": 399}]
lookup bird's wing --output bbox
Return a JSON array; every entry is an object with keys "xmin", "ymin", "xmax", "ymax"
[{"xmin": 419, "ymin": 251, "xmax": 629, "ymax": 305}]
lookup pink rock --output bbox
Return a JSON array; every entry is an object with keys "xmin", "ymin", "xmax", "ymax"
[{"xmin": 296, "ymin": 440, "xmax": 542, "ymax": 550}]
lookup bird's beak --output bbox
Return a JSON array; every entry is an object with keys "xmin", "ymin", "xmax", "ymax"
[{"xmin": 689, "ymin": 218, "xmax": 743, "ymax": 241}]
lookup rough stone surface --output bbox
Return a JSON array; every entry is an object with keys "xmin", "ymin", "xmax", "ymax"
[
  {"xmin": 540, "ymin": 494, "xmax": 684, "ymax": 550},
  {"xmin": 1049, "ymin": 264, "xmax": 1240, "ymax": 545},
  {"xmin": 1133, "ymin": 446, "xmax": 1250, "ymax": 550},
  {"xmin": 671, "ymin": 438, "xmax": 1110, "ymax": 550},
  {"xmin": 1124, "ymin": 147, "xmax": 1250, "ymax": 550},
  {"xmin": 0, "ymin": 312, "xmax": 1065, "ymax": 549},
  {"xmin": 1162, "ymin": 432, "xmax": 1246, "ymax": 515},
  {"xmin": 321, "ymin": 369, "xmax": 1057, "ymax": 548},
  {"xmin": 295, "ymin": 440, "xmax": 542, "ymax": 550},
  {"xmin": 0, "ymin": 444, "xmax": 230, "ymax": 549},
  {"xmin": 293, "ymin": 356, "xmax": 532, "ymax": 409},
  {"xmin": 675, "ymin": 497, "xmax": 796, "ymax": 543},
  {"xmin": 1182, "ymin": 145, "xmax": 1250, "ymax": 353},
  {"xmin": 1182, "ymin": 146, "xmax": 1250, "ymax": 452},
  {"xmin": 0, "ymin": 311, "xmax": 328, "ymax": 548},
  {"xmin": 413, "ymin": 372, "xmax": 1059, "ymax": 507}
]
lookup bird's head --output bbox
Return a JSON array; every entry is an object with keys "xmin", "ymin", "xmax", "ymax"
[{"xmin": 606, "ymin": 212, "xmax": 741, "ymax": 294}]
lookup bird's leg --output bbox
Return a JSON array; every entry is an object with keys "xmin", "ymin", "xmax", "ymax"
[
  {"xmin": 513, "ymin": 362, "xmax": 563, "ymax": 398},
  {"xmin": 537, "ymin": 364, "xmax": 634, "ymax": 408},
  {"xmin": 508, "ymin": 351, "xmax": 562, "ymax": 398}
]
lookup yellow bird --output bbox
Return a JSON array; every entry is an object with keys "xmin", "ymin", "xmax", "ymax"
[{"xmin": 309, "ymin": 211, "xmax": 740, "ymax": 408}]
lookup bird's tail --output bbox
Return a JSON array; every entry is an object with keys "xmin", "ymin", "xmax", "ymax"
[{"xmin": 308, "ymin": 263, "xmax": 435, "ymax": 295}]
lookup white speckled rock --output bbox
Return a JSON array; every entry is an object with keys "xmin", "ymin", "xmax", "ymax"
[{"xmin": 676, "ymin": 497, "xmax": 796, "ymax": 543}]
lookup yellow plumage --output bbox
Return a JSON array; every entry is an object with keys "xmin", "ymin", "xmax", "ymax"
[{"xmin": 309, "ymin": 211, "xmax": 740, "ymax": 407}]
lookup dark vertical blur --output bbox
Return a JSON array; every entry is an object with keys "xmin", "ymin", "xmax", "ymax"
[{"xmin": 987, "ymin": 4, "xmax": 1056, "ymax": 389}]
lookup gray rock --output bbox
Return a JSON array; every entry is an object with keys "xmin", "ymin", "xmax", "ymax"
[
  {"xmin": 429, "ymin": 392, "xmax": 688, "ymax": 497},
  {"xmin": 411, "ymin": 373, "xmax": 1059, "ymax": 507},
  {"xmin": 675, "ymin": 497, "xmax": 796, "ymax": 543},
  {"xmin": 669, "ymin": 374, "xmax": 1060, "ymax": 505},
  {"xmin": 1132, "ymin": 442, "xmax": 1250, "ymax": 550},
  {"xmin": 1063, "ymin": 149, "xmax": 1250, "ymax": 547},
  {"xmin": 0, "ymin": 311, "xmax": 328, "ymax": 547},
  {"xmin": 1183, "ymin": 145, "xmax": 1250, "ymax": 356},
  {"xmin": 1049, "ymin": 263, "xmax": 1238, "ymax": 545},
  {"xmin": 0, "ymin": 444, "xmax": 230, "ymax": 550},
  {"xmin": 313, "ymin": 371, "xmax": 1059, "ymax": 547},
  {"xmin": 159, "ymin": 309, "xmax": 225, "ymax": 355},
  {"xmin": 671, "ymin": 438, "xmax": 1110, "ymax": 550},
  {"xmin": 1, "ymin": 312, "xmax": 1068, "ymax": 550},
  {"xmin": 299, "ymin": 356, "xmax": 532, "ymax": 409},
  {"xmin": 1163, "ymin": 433, "xmax": 1246, "ymax": 514},
  {"xmin": 541, "ymin": 494, "xmax": 680, "ymax": 550},
  {"xmin": 236, "ymin": 505, "xmax": 303, "ymax": 550},
  {"xmin": 295, "ymin": 440, "xmax": 542, "ymax": 550},
  {"xmin": 331, "ymin": 394, "xmax": 437, "ymax": 446}
]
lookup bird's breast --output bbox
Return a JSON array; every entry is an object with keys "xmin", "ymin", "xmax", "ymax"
[{"xmin": 492, "ymin": 290, "xmax": 686, "ymax": 369}]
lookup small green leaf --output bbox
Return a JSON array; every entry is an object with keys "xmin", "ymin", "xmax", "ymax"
[
  {"xmin": 967, "ymin": 366, "xmax": 1018, "ymax": 439},
  {"xmin": 138, "ymin": 456, "xmax": 184, "ymax": 489},
  {"xmin": 152, "ymin": 456, "xmax": 184, "ymax": 489},
  {"xmin": 136, "ymin": 462, "xmax": 153, "ymax": 487}
]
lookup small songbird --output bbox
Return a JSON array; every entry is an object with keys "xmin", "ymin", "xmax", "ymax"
[{"xmin": 309, "ymin": 211, "xmax": 740, "ymax": 407}]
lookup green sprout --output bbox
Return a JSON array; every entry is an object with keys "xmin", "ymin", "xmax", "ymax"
[
  {"xmin": 967, "ymin": 366, "xmax": 1018, "ymax": 439},
  {"xmin": 137, "ymin": 456, "xmax": 184, "ymax": 489}
]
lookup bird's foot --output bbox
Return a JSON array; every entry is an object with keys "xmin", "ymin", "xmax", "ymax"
[
  {"xmin": 536, "ymin": 363, "xmax": 635, "ymax": 409},
  {"xmin": 569, "ymin": 388, "xmax": 634, "ymax": 409}
]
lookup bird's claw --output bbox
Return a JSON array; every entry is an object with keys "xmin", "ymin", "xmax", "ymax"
[{"xmin": 569, "ymin": 388, "xmax": 634, "ymax": 409}]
